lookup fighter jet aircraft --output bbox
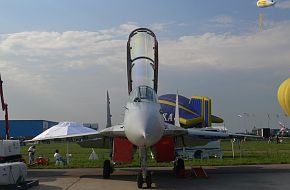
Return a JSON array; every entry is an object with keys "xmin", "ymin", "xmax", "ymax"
[
  {"xmin": 29, "ymin": 28, "xmax": 260, "ymax": 188},
  {"xmin": 77, "ymin": 28, "xmax": 245, "ymax": 188}
]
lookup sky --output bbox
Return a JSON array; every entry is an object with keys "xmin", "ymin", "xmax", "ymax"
[{"xmin": 0, "ymin": 0, "xmax": 290, "ymax": 133}]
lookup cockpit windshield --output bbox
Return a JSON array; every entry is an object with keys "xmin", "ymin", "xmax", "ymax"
[{"xmin": 129, "ymin": 85, "xmax": 158, "ymax": 103}]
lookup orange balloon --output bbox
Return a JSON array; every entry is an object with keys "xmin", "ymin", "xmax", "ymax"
[{"xmin": 277, "ymin": 78, "xmax": 290, "ymax": 116}]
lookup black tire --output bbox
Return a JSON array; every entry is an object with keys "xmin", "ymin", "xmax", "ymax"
[
  {"xmin": 146, "ymin": 171, "xmax": 152, "ymax": 188},
  {"xmin": 137, "ymin": 171, "xmax": 143, "ymax": 188},
  {"xmin": 103, "ymin": 160, "xmax": 111, "ymax": 179},
  {"xmin": 175, "ymin": 158, "xmax": 185, "ymax": 175},
  {"xmin": 177, "ymin": 158, "xmax": 185, "ymax": 170},
  {"xmin": 194, "ymin": 150, "xmax": 202, "ymax": 159}
]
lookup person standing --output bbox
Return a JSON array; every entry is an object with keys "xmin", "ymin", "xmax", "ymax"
[{"xmin": 28, "ymin": 145, "xmax": 36, "ymax": 165}]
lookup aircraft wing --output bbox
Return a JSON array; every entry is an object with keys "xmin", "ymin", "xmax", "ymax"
[
  {"xmin": 164, "ymin": 123, "xmax": 261, "ymax": 140},
  {"xmin": 228, "ymin": 133, "xmax": 262, "ymax": 139},
  {"xmin": 76, "ymin": 124, "xmax": 125, "ymax": 148},
  {"xmin": 186, "ymin": 128, "xmax": 229, "ymax": 139},
  {"xmin": 184, "ymin": 128, "xmax": 261, "ymax": 140},
  {"xmin": 98, "ymin": 124, "xmax": 126, "ymax": 137},
  {"xmin": 163, "ymin": 123, "xmax": 188, "ymax": 136}
]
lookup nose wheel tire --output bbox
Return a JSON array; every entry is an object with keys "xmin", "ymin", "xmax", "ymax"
[
  {"xmin": 103, "ymin": 160, "xmax": 111, "ymax": 179},
  {"xmin": 137, "ymin": 171, "xmax": 152, "ymax": 188},
  {"xmin": 146, "ymin": 171, "xmax": 152, "ymax": 188}
]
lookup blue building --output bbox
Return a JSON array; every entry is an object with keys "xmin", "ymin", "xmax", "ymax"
[{"xmin": 0, "ymin": 120, "xmax": 58, "ymax": 138}]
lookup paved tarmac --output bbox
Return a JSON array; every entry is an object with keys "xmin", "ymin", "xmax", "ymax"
[{"xmin": 27, "ymin": 164, "xmax": 290, "ymax": 190}]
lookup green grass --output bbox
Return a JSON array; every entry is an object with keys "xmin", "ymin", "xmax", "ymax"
[{"xmin": 21, "ymin": 138, "xmax": 290, "ymax": 169}]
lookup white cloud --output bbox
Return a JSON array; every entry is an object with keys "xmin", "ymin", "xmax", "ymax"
[
  {"xmin": 99, "ymin": 22, "xmax": 139, "ymax": 36},
  {"xmin": 276, "ymin": 0, "xmax": 290, "ymax": 9},
  {"xmin": 159, "ymin": 22, "xmax": 290, "ymax": 72},
  {"xmin": 0, "ymin": 25, "xmax": 130, "ymax": 102},
  {"xmin": 150, "ymin": 22, "xmax": 175, "ymax": 31},
  {"xmin": 0, "ymin": 22, "xmax": 290, "ymax": 127},
  {"xmin": 209, "ymin": 16, "xmax": 233, "ymax": 27}
]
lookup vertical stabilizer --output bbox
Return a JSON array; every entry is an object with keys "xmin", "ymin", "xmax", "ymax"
[
  {"xmin": 174, "ymin": 90, "xmax": 181, "ymax": 127},
  {"xmin": 106, "ymin": 90, "xmax": 112, "ymax": 128}
]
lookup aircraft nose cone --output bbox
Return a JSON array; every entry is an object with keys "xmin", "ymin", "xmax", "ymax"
[
  {"xmin": 131, "ymin": 119, "xmax": 159, "ymax": 147},
  {"xmin": 124, "ymin": 103, "xmax": 164, "ymax": 147}
]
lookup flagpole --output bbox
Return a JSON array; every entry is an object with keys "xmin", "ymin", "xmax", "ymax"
[
  {"xmin": 267, "ymin": 114, "xmax": 270, "ymax": 128},
  {"xmin": 66, "ymin": 139, "xmax": 69, "ymax": 164}
]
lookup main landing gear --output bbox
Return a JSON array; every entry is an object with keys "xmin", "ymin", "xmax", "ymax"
[
  {"xmin": 174, "ymin": 158, "xmax": 185, "ymax": 175},
  {"xmin": 103, "ymin": 160, "xmax": 114, "ymax": 179}
]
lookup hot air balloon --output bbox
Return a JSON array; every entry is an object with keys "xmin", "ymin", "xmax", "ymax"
[{"xmin": 277, "ymin": 78, "xmax": 290, "ymax": 116}]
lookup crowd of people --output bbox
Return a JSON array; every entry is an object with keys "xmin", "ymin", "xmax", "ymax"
[{"xmin": 27, "ymin": 145, "xmax": 66, "ymax": 165}]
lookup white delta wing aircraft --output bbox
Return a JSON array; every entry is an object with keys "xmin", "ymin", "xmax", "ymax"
[
  {"xmin": 257, "ymin": 0, "xmax": 276, "ymax": 8},
  {"xmin": 51, "ymin": 28, "xmax": 258, "ymax": 188}
]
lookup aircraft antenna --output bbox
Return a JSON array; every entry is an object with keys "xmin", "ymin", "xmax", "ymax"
[{"xmin": 106, "ymin": 90, "xmax": 112, "ymax": 128}]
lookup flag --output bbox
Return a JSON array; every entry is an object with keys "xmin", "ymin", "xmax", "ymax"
[
  {"xmin": 278, "ymin": 122, "xmax": 286, "ymax": 134},
  {"xmin": 280, "ymin": 127, "xmax": 286, "ymax": 133},
  {"xmin": 278, "ymin": 121, "xmax": 285, "ymax": 129}
]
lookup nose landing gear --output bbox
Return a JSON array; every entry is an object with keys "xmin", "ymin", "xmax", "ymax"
[
  {"xmin": 137, "ymin": 171, "xmax": 152, "ymax": 188},
  {"xmin": 137, "ymin": 147, "xmax": 152, "ymax": 188}
]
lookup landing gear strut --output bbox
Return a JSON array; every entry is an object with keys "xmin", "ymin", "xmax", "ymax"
[
  {"xmin": 137, "ymin": 147, "xmax": 152, "ymax": 188},
  {"xmin": 103, "ymin": 160, "xmax": 114, "ymax": 179}
]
